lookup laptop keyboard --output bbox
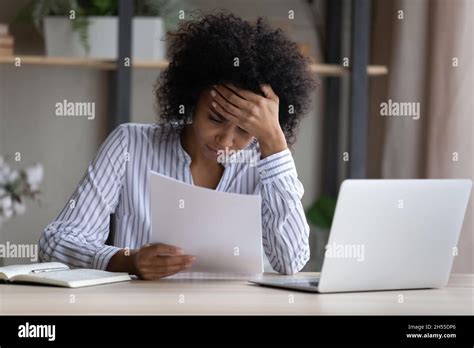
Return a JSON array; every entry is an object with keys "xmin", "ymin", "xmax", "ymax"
[{"xmin": 283, "ymin": 279, "xmax": 320, "ymax": 287}]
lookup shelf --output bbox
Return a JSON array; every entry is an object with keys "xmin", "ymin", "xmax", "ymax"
[
  {"xmin": 310, "ymin": 63, "xmax": 387, "ymax": 76},
  {"xmin": 0, "ymin": 55, "xmax": 388, "ymax": 76},
  {"xmin": 0, "ymin": 55, "xmax": 119, "ymax": 69}
]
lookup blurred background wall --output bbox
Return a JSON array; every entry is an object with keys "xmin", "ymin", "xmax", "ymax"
[
  {"xmin": 0, "ymin": 0, "xmax": 324, "ymax": 266},
  {"xmin": 0, "ymin": 0, "xmax": 472, "ymax": 273}
]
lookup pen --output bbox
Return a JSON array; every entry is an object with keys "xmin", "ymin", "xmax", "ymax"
[{"xmin": 30, "ymin": 267, "xmax": 69, "ymax": 274}]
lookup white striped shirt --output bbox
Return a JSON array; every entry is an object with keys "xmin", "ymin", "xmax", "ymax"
[{"xmin": 39, "ymin": 123, "xmax": 310, "ymax": 274}]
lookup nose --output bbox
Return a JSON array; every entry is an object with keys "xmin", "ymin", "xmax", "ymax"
[{"xmin": 215, "ymin": 129, "xmax": 234, "ymax": 148}]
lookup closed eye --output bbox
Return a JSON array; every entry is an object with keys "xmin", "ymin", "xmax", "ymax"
[
  {"xmin": 209, "ymin": 114, "xmax": 225, "ymax": 123},
  {"xmin": 209, "ymin": 113, "xmax": 248, "ymax": 133}
]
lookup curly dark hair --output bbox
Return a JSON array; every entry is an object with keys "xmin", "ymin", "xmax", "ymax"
[{"xmin": 154, "ymin": 10, "xmax": 318, "ymax": 146}]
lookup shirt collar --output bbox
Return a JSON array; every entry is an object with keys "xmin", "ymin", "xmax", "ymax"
[{"xmin": 176, "ymin": 128, "xmax": 192, "ymax": 165}]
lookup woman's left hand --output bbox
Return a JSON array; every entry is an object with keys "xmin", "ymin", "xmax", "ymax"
[{"xmin": 211, "ymin": 83, "xmax": 288, "ymax": 158}]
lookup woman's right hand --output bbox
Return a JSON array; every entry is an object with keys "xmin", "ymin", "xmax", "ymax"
[{"xmin": 130, "ymin": 243, "xmax": 196, "ymax": 280}]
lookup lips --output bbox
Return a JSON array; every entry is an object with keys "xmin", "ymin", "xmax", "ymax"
[
  {"xmin": 206, "ymin": 145, "xmax": 219, "ymax": 155},
  {"xmin": 207, "ymin": 145, "xmax": 224, "ymax": 153}
]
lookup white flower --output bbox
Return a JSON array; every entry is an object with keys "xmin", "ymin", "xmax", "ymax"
[
  {"xmin": 13, "ymin": 200, "xmax": 26, "ymax": 215},
  {"xmin": 8, "ymin": 169, "xmax": 19, "ymax": 182},
  {"xmin": 0, "ymin": 195, "xmax": 12, "ymax": 210},
  {"xmin": 25, "ymin": 163, "xmax": 44, "ymax": 191},
  {"xmin": 0, "ymin": 163, "xmax": 11, "ymax": 185},
  {"xmin": 2, "ymin": 207, "xmax": 13, "ymax": 219},
  {"xmin": 0, "ymin": 196, "xmax": 14, "ymax": 220},
  {"xmin": 0, "ymin": 159, "xmax": 42, "ymax": 221}
]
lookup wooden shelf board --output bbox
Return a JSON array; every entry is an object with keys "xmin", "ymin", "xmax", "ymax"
[{"xmin": 0, "ymin": 55, "xmax": 388, "ymax": 76}]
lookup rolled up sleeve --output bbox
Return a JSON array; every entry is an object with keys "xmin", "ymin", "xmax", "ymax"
[
  {"xmin": 256, "ymin": 149, "xmax": 310, "ymax": 274},
  {"xmin": 38, "ymin": 124, "xmax": 128, "ymax": 270}
]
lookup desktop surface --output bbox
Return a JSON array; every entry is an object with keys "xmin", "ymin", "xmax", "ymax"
[{"xmin": 0, "ymin": 272, "xmax": 472, "ymax": 315}]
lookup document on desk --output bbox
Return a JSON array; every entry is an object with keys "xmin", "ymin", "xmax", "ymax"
[{"xmin": 149, "ymin": 170, "xmax": 264, "ymax": 279}]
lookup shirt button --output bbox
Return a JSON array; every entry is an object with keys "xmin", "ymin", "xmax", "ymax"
[{"xmin": 261, "ymin": 170, "xmax": 267, "ymax": 176}]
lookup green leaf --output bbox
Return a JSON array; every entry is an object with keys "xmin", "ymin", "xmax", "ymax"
[
  {"xmin": 89, "ymin": 0, "xmax": 118, "ymax": 16},
  {"xmin": 71, "ymin": 15, "xmax": 90, "ymax": 54},
  {"xmin": 305, "ymin": 195, "xmax": 337, "ymax": 230}
]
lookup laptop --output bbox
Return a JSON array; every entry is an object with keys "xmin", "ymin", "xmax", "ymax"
[{"xmin": 249, "ymin": 179, "xmax": 472, "ymax": 293}]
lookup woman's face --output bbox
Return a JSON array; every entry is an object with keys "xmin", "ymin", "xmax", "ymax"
[{"xmin": 190, "ymin": 88, "xmax": 255, "ymax": 161}]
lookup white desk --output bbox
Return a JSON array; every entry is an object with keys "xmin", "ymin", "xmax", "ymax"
[{"xmin": 1, "ymin": 272, "xmax": 472, "ymax": 315}]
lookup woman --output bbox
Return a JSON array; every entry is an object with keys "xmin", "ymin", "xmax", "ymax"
[{"xmin": 39, "ymin": 12, "xmax": 317, "ymax": 280}]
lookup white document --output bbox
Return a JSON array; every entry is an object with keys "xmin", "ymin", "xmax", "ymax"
[{"xmin": 149, "ymin": 170, "xmax": 263, "ymax": 277}]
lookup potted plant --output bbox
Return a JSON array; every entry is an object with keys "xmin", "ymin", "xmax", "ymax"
[
  {"xmin": 304, "ymin": 194, "xmax": 337, "ymax": 271},
  {"xmin": 15, "ymin": 0, "xmax": 182, "ymax": 59},
  {"xmin": 0, "ymin": 157, "xmax": 43, "ymax": 225},
  {"xmin": 0, "ymin": 157, "xmax": 43, "ymax": 267}
]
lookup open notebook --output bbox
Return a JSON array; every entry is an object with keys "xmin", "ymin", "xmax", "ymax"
[{"xmin": 0, "ymin": 262, "xmax": 131, "ymax": 288}]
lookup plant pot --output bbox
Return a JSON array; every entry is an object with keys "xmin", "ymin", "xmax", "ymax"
[{"xmin": 43, "ymin": 16, "xmax": 166, "ymax": 60}]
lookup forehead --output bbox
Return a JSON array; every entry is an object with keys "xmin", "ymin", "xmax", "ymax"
[{"xmin": 197, "ymin": 88, "xmax": 213, "ymax": 103}]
